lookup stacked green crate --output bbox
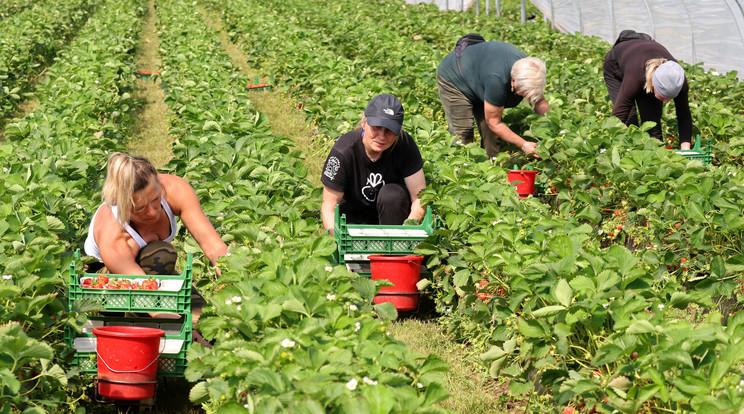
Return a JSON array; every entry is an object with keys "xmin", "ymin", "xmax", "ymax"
[
  {"xmin": 333, "ymin": 206, "xmax": 436, "ymax": 266},
  {"xmin": 66, "ymin": 251, "xmax": 193, "ymax": 377}
]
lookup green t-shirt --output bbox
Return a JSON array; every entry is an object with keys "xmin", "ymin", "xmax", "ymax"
[{"xmin": 437, "ymin": 41, "xmax": 525, "ymax": 108}]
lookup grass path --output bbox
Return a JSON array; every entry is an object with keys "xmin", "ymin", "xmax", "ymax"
[{"xmin": 128, "ymin": 0, "xmax": 172, "ymax": 166}]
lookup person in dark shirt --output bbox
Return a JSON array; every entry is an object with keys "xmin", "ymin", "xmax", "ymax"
[
  {"xmin": 603, "ymin": 30, "xmax": 693, "ymax": 149},
  {"xmin": 437, "ymin": 40, "xmax": 549, "ymax": 158},
  {"xmin": 320, "ymin": 94, "xmax": 426, "ymax": 234}
]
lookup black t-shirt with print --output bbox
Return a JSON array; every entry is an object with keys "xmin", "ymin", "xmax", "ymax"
[{"xmin": 321, "ymin": 129, "xmax": 423, "ymax": 224}]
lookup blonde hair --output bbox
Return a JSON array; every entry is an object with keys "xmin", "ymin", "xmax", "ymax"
[
  {"xmin": 102, "ymin": 152, "xmax": 158, "ymax": 225},
  {"xmin": 644, "ymin": 58, "xmax": 668, "ymax": 94},
  {"xmin": 511, "ymin": 57, "xmax": 546, "ymax": 107}
]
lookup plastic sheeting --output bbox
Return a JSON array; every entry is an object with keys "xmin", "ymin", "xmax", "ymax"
[
  {"xmin": 405, "ymin": 0, "xmax": 476, "ymax": 11},
  {"xmin": 530, "ymin": 0, "xmax": 744, "ymax": 77}
]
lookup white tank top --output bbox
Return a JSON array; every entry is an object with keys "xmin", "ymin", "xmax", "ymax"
[{"xmin": 83, "ymin": 197, "xmax": 178, "ymax": 260}]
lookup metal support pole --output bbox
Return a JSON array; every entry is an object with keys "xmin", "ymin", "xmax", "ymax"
[
  {"xmin": 485, "ymin": 0, "xmax": 489, "ymax": 16},
  {"xmin": 461, "ymin": 0, "xmax": 464, "ymax": 12},
  {"xmin": 549, "ymin": 0, "xmax": 555, "ymax": 29},
  {"xmin": 476, "ymin": 0, "xmax": 480, "ymax": 16},
  {"xmin": 520, "ymin": 0, "xmax": 526, "ymax": 23},
  {"xmin": 496, "ymin": 0, "xmax": 501, "ymax": 16}
]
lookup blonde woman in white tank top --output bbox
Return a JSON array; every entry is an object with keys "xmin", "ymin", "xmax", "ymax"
[{"xmin": 84, "ymin": 153, "xmax": 227, "ymax": 276}]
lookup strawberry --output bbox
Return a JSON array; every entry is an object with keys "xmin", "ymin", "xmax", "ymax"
[{"xmin": 141, "ymin": 278, "xmax": 159, "ymax": 290}]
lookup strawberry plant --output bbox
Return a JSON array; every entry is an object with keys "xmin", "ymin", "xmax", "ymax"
[
  {"xmin": 0, "ymin": 0, "xmax": 95, "ymax": 124},
  {"xmin": 0, "ymin": 0, "xmax": 141, "ymax": 410}
]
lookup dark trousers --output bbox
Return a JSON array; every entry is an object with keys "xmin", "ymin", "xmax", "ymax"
[
  {"xmin": 341, "ymin": 183, "xmax": 411, "ymax": 225},
  {"xmin": 603, "ymin": 30, "xmax": 653, "ymax": 126},
  {"xmin": 437, "ymin": 75, "xmax": 501, "ymax": 157}
]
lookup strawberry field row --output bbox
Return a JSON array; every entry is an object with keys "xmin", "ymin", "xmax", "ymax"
[
  {"xmin": 207, "ymin": 0, "xmax": 744, "ymax": 412},
  {"xmin": 0, "ymin": 0, "xmax": 96, "ymax": 125},
  {"xmin": 154, "ymin": 0, "xmax": 448, "ymax": 412},
  {"xmin": 0, "ymin": 0, "xmax": 142, "ymax": 411}
]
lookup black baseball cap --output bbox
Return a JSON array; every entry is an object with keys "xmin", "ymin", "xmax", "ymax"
[{"xmin": 364, "ymin": 94, "xmax": 404, "ymax": 135}]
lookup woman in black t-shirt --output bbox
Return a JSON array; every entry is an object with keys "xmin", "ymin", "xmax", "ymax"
[{"xmin": 320, "ymin": 94, "xmax": 426, "ymax": 235}]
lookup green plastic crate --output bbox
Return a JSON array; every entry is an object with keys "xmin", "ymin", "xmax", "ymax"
[
  {"xmin": 675, "ymin": 135, "xmax": 712, "ymax": 165},
  {"xmin": 65, "ymin": 314, "xmax": 191, "ymax": 377},
  {"xmin": 68, "ymin": 251, "xmax": 192, "ymax": 313},
  {"xmin": 334, "ymin": 206, "xmax": 435, "ymax": 265}
]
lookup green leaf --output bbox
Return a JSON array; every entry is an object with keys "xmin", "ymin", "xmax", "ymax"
[
  {"xmin": 660, "ymin": 350, "xmax": 694, "ymax": 369},
  {"xmin": 202, "ymin": 120, "xmax": 222, "ymax": 132},
  {"xmin": 710, "ymin": 256, "xmax": 726, "ymax": 279},
  {"xmin": 554, "ymin": 279, "xmax": 572, "ymax": 307},
  {"xmin": 0, "ymin": 368, "xmax": 20, "ymax": 394},
  {"xmin": 568, "ymin": 276, "xmax": 595, "ymax": 294},
  {"xmin": 245, "ymin": 368, "xmax": 285, "ymax": 393},
  {"xmin": 669, "ymin": 292, "xmax": 693, "ymax": 309},
  {"xmin": 636, "ymin": 384, "xmax": 660, "ymax": 407},
  {"xmin": 362, "ymin": 385, "xmax": 395, "ymax": 414},
  {"xmin": 42, "ymin": 364, "xmax": 67, "ymax": 386},
  {"xmin": 189, "ymin": 381, "xmax": 209, "ymax": 403},
  {"xmin": 507, "ymin": 380, "xmax": 533, "ymax": 395},
  {"xmin": 45, "ymin": 216, "xmax": 66, "ymax": 231},
  {"xmin": 687, "ymin": 200, "xmax": 706, "ymax": 222},
  {"xmin": 626, "ymin": 320, "xmax": 656, "ymax": 335},
  {"xmin": 422, "ymin": 382, "xmax": 449, "ymax": 406},
  {"xmin": 282, "ymin": 298, "xmax": 308, "ymax": 315},
  {"xmin": 488, "ymin": 357, "xmax": 507, "ymax": 377},
  {"xmin": 453, "ymin": 270, "xmax": 470, "ymax": 287},
  {"xmin": 517, "ymin": 318, "xmax": 545, "ymax": 338},
  {"xmin": 674, "ymin": 375, "xmax": 709, "ymax": 395},
  {"xmin": 216, "ymin": 402, "xmax": 249, "ymax": 414},
  {"xmin": 592, "ymin": 344, "xmax": 624, "ymax": 365},
  {"xmin": 373, "ymin": 302, "xmax": 398, "ymax": 321},
  {"xmin": 16, "ymin": 340, "xmax": 53, "ymax": 363},
  {"xmin": 709, "ymin": 344, "xmax": 739, "ymax": 388},
  {"xmin": 531, "ymin": 305, "xmax": 565, "ymax": 318},
  {"xmin": 480, "ymin": 346, "xmax": 507, "ymax": 361}
]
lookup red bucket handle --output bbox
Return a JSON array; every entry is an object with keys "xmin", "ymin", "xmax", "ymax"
[{"xmin": 96, "ymin": 340, "xmax": 165, "ymax": 374}]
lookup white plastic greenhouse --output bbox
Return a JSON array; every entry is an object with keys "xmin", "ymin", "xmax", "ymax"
[
  {"xmin": 530, "ymin": 0, "xmax": 744, "ymax": 77},
  {"xmin": 407, "ymin": 0, "xmax": 744, "ymax": 78}
]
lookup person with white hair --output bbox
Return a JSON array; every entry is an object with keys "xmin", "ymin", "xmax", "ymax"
[
  {"xmin": 603, "ymin": 30, "xmax": 693, "ymax": 149},
  {"xmin": 437, "ymin": 35, "xmax": 549, "ymax": 158}
]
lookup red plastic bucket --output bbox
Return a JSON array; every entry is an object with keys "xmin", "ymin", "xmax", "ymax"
[
  {"xmin": 368, "ymin": 255, "xmax": 423, "ymax": 312},
  {"xmin": 93, "ymin": 326, "xmax": 164, "ymax": 400},
  {"xmin": 507, "ymin": 170, "xmax": 538, "ymax": 198}
]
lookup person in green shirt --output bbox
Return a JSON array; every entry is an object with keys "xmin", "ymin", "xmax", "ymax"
[{"xmin": 437, "ymin": 39, "xmax": 548, "ymax": 158}]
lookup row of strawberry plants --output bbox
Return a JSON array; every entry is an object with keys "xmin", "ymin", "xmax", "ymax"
[
  {"xmin": 154, "ymin": 1, "xmax": 448, "ymax": 412},
  {"xmin": 0, "ymin": 0, "xmax": 95, "ymax": 124},
  {"xmin": 0, "ymin": 0, "xmax": 35, "ymax": 20},
  {"xmin": 273, "ymin": 0, "xmax": 744, "ymax": 167},
  {"xmin": 208, "ymin": 1, "xmax": 744, "ymax": 412},
  {"xmin": 0, "ymin": 0, "xmax": 142, "ymax": 411}
]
